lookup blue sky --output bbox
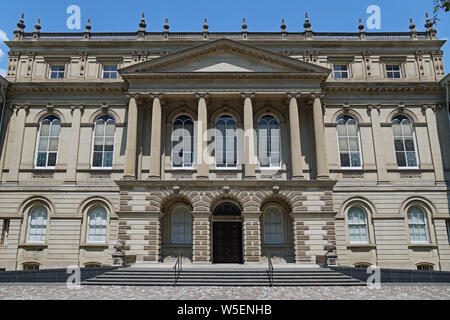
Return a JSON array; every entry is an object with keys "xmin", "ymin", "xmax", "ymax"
[{"xmin": 0, "ymin": 0, "xmax": 449, "ymax": 76}]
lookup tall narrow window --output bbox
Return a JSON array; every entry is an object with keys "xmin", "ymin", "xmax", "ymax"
[
  {"xmin": 216, "ymin": 115, "xmax": 237, "ymax": 168},
  {"xmin": 263, "ymin": 206, "xmax": 284, "ymax": 244},
  {"xmin": 92, "ymin": 115, "xmax": 115, "ymax": 168},
  {"xmin": 27, "ymin": 206, "xmax": 48, "ymax": 243},
  {"xmin": 1, "ymin": 219, "xmax": 9, "ymax": 245},
  {"xmin": 336, "ymin": 115, "xmax": 362, "ymax": 168},
  {"xmin": 392, "ymin": 115, "xmax": 418, "ymax": 168},
  {"xmin": 103, "ymin": 65, "xmax": 118, "ymax": 79},
  {"xmin": 35, "ymin": 116, "xmax": 60, "ymax": 168},
  {"xmin": 50, "ymin": 65, "xmax": 65, "ymax": 79},
  {"xmin": 171, "ymin": 115, "xmax": 194, "ymax": 168},
  {"xmin": 258, "ymin": 116, "xmax": 281, "ymax": 168},
  {"xmin": 171, "ymin": 206, "xmax": 192, "ymax": 244},
  {"xmin": 408, "ymin": 206, "xmax": 429, "ymax": 243},
  {"xmin": 87, "ymin": 206, "xmax": 107, "ymax": 243},
  {"xmin": 348, "ymin": 207, "xmax": 369, "ymax": 243}
]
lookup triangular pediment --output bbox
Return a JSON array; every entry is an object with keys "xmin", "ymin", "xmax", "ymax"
[{"xmin": 119, "ymin": 38, "xmax": 330, "ymax": 75}]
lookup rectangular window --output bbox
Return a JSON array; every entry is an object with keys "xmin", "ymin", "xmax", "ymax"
[
  {"xmin": 333, "ymin": 65, "xmax": 349, "ymax": 79},
  {"xmin": 103, "ymin": 65, "xmax": 118, "ymax": 79},
  {"xmin": 50, "ymin": 65, "xmax": 65, "ymax": 79},
  {"xmin": 386, "ymin": 65, "xmax": 401, "ymax": 79},
  {"xmin": 1, "ymin": 219, "xmax": 9, "ymax": 245}
]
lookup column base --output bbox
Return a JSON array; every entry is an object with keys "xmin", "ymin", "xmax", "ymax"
[
  {"xmin": 122, "ymin": 175, "xmax": 137, "ymax": 180},
  {"xmin": 147, "ymin": 175, "xmax": 161, "ymax": 180},
  {"xmin": 316, "ymin": 176, "xmax": 330, "ymax": 180},
  {"xmin": 291, "ymin": 176, "xmax": 305, "ymax": 180}
]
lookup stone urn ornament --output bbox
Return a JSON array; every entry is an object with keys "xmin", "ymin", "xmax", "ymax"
[
  {"xmin": 324, "ymin": 241, "xmax": 337, "ymax": 266},
  {"xmin": 112, "ymin": 240, "xmax": 126, "ymax": 266}
]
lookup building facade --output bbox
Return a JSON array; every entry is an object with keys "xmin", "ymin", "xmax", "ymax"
[{"xmin": 0, "ymin": 14, "xmax": 449, "ymax": 271}]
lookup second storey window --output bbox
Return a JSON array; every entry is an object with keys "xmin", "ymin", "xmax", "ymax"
[
  {"xmin": 50, "ymin": 65, "xmax": 65, "ymax": 79},
  {"xmin": 171, "ymin": 115, "xmax": 194, "ymax": 168},
  {"xmin": 336, "ymin": 115, "xmax": 362, "ymax": 168},
  {"xmin": 92, "ymin": 115, "xmax": 115, "ymax": 168},
  {"xmin": 103, "ymin": 65, "xmax": 118, "ymax": 79},
  {"xmin": 348, "ymin": 207, "xmax": 369, "ymax": 243},
  {"xmin": 35, "ymin": 115, "xmax": 61, "ymax": 168},
  {"xmin": 392, "ymin": 115, "xmax": 418, "ymax": 168},
  {"xmin": 87, "ymin": 206, "xmax": 107, "ymax": 243},
  {"xmin": 408, "ymin": 206, "xmax": 429, "ymax": 243},
  {"xmin": 333, "ymin": 65, "xmax": 349, "ymax": 79},
  {"xmin": 27, "ymin": 206, "xmax": 48, "ymax": 243},
  {"xmin": 215, "ymin": 115, "xmax": 237, "ymax": 168},
  {"xmin": 258, "ymin": 115, "xmax": 281, "ymax": 168},
  {"xmin": 386, "ymin": 65, "xmax": 401, "ymax": 79}
]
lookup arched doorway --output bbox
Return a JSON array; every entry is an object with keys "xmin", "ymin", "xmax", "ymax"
[{"xmin": 212, "ymin": 201, "xmax": 243, "ymax": 263}]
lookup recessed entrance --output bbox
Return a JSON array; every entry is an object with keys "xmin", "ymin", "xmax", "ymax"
[{"xmin": 212, "ymin": 201, "xmax": 243, "ymax": 264}]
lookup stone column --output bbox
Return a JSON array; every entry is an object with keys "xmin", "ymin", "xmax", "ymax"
[
  {"xmin": 196, "ymin": 93, "xmax": 209, "ymax": 179},
  {"xmin": 368, "ymin": 105, "xmax": 389, "ymax": 183},
  {"xmin": 424, "ymin": 105, "xmax": 445, "ymax": 184},
  {"xmin": 123, "ymin": 94, "xmax": 139, "ymax": 179},
  {"xmin": 149, "ymin": 94, "xmax": 163, "ymax": 179},
  {"xmin": 192, "ymin": 212, "xmax": 211, "ymax": 263},
  {"xmin": 242, "ymin": 92, "xmax": 256, "ymax": 179},
  {"xmin": 288, "ymin": 93, "xmax": 304, "ymax": 179},
  {"xmin": 243, "ymin": 212, "xmax": 262, "ymax": 263},
  {"xmin": 312, "ymin": 94, "xmax": 329, "ymax": 179},
  {"xmin": 7, "ymin": 105, "xmax": 28, "ymax": 183},
  {"xmin": 64, "ymin": 105, "xmax": 83, "ymax": 183}
]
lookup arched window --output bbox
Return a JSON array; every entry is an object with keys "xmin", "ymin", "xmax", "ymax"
[
  {"xmin": 87, "ymin": 206, "xmax": 107, "ymax": 243},
  {"xmin": 171, "ymin": 206, "xmax": 192, "ymax": 244},
  {"xmin": 263, "ymin": 206, "xmax": 284, "ymax": 244},
  {"xmin": 171, "ymin": 115, "xmax": 194, "ymax": 168},
  {"xmin": 336, "ymin": 115, "xmax": 362, "ymax": 168},
  {"xmin": 348, "ymin": 207, "xmax": 369, "ymax": 243},
  {"xmin": 35, "ymin": 115, "xmax": 60, "ymax": 168},
  {"xmin": 92, "ymin": 115, "xmax": 115, "ymax": 168},
  {"xmin": 408, "ymin": 206, "xmax": 429, "ymax": 243},
  {"xmin": 392, "ymin": 115, "xmax": 418, "ymax": 168},
  {"xmin": 216, "ymin": 115, "xmax": 237, "ymax": 168},
  {"xmin": 258, "ymin": 115, "xmax": 281, "ymax": 168},
  {"xmin": 27, "ymin": 206, "xmax": 48, "ymax": 243}
]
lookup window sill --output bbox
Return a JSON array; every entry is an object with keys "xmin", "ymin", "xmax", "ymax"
[
  {"xmin": 346, "ymin": 244, "xmax": 376, "ymax": 249},
  {"xmin": 408, "ymin": 243, "xmax": 438, "ymax": 249},
  {"xmin": 19, "ymin": 243, "xmax": 48, "ymax": 249},
  {"xmin": 80, "ymin": 243, "xmax": 109, "ymax": 248}
]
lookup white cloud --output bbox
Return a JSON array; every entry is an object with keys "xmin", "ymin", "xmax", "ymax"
[
  {"xmin": 0, "ymin": 30, "xmax": 8, "ymax": 42},
  {"xmin": 0, "ymin": 69, "xmax": 6, "ymax": 77}
]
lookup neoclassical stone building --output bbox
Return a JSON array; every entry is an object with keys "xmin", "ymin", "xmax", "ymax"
[{"xmin": 0, "ymin": 13, "xmax": 449, "ymax": 271}]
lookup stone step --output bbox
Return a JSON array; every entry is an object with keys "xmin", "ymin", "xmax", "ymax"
[{"xmin": 83, "ymin": 281, "xmax": 365, "ymax": 287}]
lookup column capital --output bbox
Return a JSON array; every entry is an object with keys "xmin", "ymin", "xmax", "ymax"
[
  {"xmin": 126, "ymin": 92, "xmax": 139, "ymax": 100},
  {"xmin": 149, "ymin": 92, "xmax": 164, "ymax": 99},
  {"xmin": 70, "ymin": 104, "xmax": 85, "ymax": 113},
  {"xmin": 286, "ymin": 92, "xmax": 300, "ymax": 100},
  {"xmin": 310, "ymin": 92, "xmax": 325, "ymax": 99},
  {"xmin": 240, "ymin": 92, "xmax": 255, "ymax": 100},
  {"xmin": 195, "ymin": 92, "xmax": 210, "ymax": 101},
  {"xmin": 367, "ymin": 104, "xmax": 381, "ymax": 112}
]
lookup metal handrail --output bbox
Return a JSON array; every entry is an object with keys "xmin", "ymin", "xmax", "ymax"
[
  {"xmin": 173, "ymin": 250, "xmax": 183, "ymax": 287},
  {"xmin": 267, "ymin": 250, "xmax": 274, "ymax": 287}
]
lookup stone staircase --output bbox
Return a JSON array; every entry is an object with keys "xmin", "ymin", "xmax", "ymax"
[{"xmin": 82, "ymin": 266, "xmax": 365, "ymax": 286}]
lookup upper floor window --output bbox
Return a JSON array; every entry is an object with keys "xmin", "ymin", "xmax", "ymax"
[
  {"xmin": 215, "ymin": 115, "xmax": 237, "ymax": 168},
  {"xmin": 35, "ymin": 115, "xmax": 60, "ymax": 168},
  {"xmin": 336, "ymin": 115, "xmax": 362, "ymax": 168},
  {"xmin": 348, "ymin": 207, "xmax": 369, "ymax": 243},
  {"xmin": 87, "ymin": 206, "xmax": 107, "ymax": 243},
  {"xmin": 171, "ymin": 115, "xmax": 194, "ymax": 168},
  {"xmin": 92, "ymin": 115, "xmax": 115, "ymax": 168},
  {"xmin": 408, "ymin": 206, "xmax": 429, "ymax": 243},
  {"xmin": 27, "ymin": 206, "xmax": 48, "ymax": 243},
  {"xmin": 263, "ymin": 206, "xmax": 284, "ymax": 244},
  {"xmin": 171, "ymin": 206, "xmax": 192, "ymax": 244},
  {"xmin": 50, "ymin": 65, "xmax": 65, "ymax": 79},
  {"xmin": 386, "ymin": 65, "xmax": 401, "ymax": 79},
  {"xmin": 392, "ymin": 115, "xmax": 418, "ymax": 168},
  {"xmin": 258, "ymin": 115, "xmax": 281, "ymax": 168},
  {"xmin": 333, "ymin": 65, "xmax": 349, "ymax": 79},
  {"xmin": 103, "ymin": 65, "xmax": 118, "ymax": 79}
]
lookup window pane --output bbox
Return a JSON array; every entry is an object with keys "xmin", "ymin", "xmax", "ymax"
[
  {"xmin": 338, "ymin": 138, "xmax": 348, "ymax": 152},
  {"xmin": 47, "ymin": 153, "xmax": 57, "ymax": 166},
  {"xmin": 350, "ymin": 153, "xmax": 361, "ymax": 167},
  {"xmin": 406, "ymin": 152, "xmax": 417, "ymax": 167},
  {"xmin": 340, "ymin": 153, "xmax": 350, "ymax": 167},
  {"xmin": 349, "ymin": 137, "xmax": 359, "ymax": 152},
  {"xmin": 49, "ymin": 137, "xmax": 59, "ymax": 151},
  {"xmin": 38, "ymin": 137, "xmax": 49, "ymax": 152},
  {"xmin": 394, "ymin": 139, "xmax": 404, "ymax": 152},
  {"xmin": 93, "ymin": 152, "xmax": 103, "ymax": 167}
]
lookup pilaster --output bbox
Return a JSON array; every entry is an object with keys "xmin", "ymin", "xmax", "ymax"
[
  {"xmin": 243, "ymin": 212, "xmax": 262, "ymax": 263},
  {"xmin": 192, "ymin": 212, "xmax": 211, "ymax": 263}
]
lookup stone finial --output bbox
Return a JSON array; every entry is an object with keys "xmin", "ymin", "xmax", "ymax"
[
  {"xmin": 203, "ymin": 18, "xmax": 209, "ymax": 32},
  {"xmin": 425, "ymin": 12, "xmax": 435, "ymax": 31},
  {"xmin": 163, "ymin": 18, "xmax": 170, "ymax": 32},
  {"xmin": 358, "ymin": 18, "xmax": 365, "ymax": 32},
  {"xmin": 34, "ymin": 19, "xmax": 41, "ymax": 33},
  {"xmin": 85, "ymin": 19, "xmax": 92, "ymax": 32},
  {"xmin": 409, "ymin": 17, "xmax": 416, "ymax": 32},
  {"xmin": 139, "ymin": 12, "xmax": 147, "ymax": 31},
  {"xmin": 280, "ymin": 18, "xmax": 286, "ymax": 32},
  {"xmin": 242, "ymin": 18, "xmax": 247, "ymax": 32},
  {"xmin": 303, "ymin": 12, "xmax": 312, "ymax": 31},
  {"xmin": 15, "ymin": 13, "xmax": 25, "ymax": 32}
]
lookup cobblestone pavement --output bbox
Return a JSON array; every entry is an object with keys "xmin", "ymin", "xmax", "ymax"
[{"xmin": 0, "ymin": 284, "xmax": 449, "ymax": 300}]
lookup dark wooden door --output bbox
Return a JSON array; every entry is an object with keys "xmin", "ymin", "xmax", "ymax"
[{"xmin": 213, "ymin": 222, "xmax": 243, "ymax": 263}]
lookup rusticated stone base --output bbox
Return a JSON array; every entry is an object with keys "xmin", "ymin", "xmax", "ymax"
[{"xmin": 193, "ymin": 213, "xmax": 210, "ymax": 263}]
